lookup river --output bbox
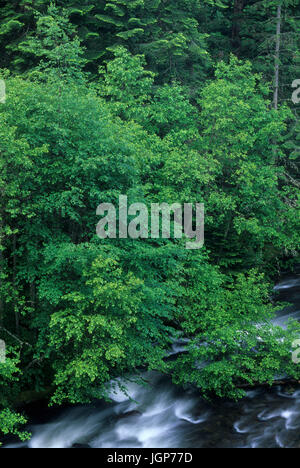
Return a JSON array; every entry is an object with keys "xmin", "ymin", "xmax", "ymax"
[{"xmin": 4, "ymin": 274, "xmax": 300, "ymax": 449}]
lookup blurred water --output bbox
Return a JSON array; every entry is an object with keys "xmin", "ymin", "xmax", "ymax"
[{"xmin": 5, "ymin": 274, "xmax": 300, "ymax": 449}]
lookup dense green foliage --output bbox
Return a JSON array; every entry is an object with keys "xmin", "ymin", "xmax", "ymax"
[{"xmin": 0, "ymin": 0, "xmax": 299, "ymax": 441}]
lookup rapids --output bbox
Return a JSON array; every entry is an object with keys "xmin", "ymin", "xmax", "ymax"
[{"xmin": 4, "ymin": 275, "xmax": 300, "ymax": 449}]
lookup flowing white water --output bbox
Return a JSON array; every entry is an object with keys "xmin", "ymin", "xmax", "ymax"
[
  {"xmin": 5, "ymin": 274, "xmax": 300, "ymax": 449},
  {"xmin": 6, "ymin": 376, "xmax": 300, "ymax": 449}
]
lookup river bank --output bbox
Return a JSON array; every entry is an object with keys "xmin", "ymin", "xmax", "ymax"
[
  {"xmin": 3, "ymin": 273, "xmax": 300, "ymax": 449},
  {"xmin": 4, "ymin": 373, "xmax": 300, "ymax": 448}
]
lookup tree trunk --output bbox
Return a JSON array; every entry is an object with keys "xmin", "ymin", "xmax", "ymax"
[
  {"xmin": 273, "ymin": 3, "xmax": 282, "ymax": 110},
  {"xmin": 239, "ymin": 378, "xmax": 300, "ymax": 390},
  {"xmin": 13, "ymin": 234, "xmax": 20, "ymax": 335},
  {"xmin": 232, "ymin": 0, "xmax": 244, "ymax": 54}
]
